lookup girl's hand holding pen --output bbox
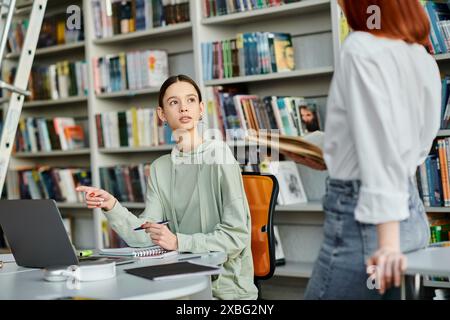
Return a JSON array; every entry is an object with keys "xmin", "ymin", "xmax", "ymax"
[
  {"xmin": 75, "ymin": 186, "xmax": 117, "ymax": 211},
  {"xmin": 141, "ymin": 221, "xmax": 178, "ymax": 251}
]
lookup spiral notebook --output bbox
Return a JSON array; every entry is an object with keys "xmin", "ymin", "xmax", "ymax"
[{"xmin": 99, "ymin": 246, "xmax": 178, "ymax": 259}]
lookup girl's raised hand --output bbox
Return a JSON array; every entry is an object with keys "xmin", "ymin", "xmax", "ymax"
[{"xmin": 75, "ymin": 186, "xmax": 117, "ymax": 211}]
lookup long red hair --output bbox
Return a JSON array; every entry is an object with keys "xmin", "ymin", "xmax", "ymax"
[{"xmin": 341, "ymin": 0, "xmax": 430, "ymax": 46}]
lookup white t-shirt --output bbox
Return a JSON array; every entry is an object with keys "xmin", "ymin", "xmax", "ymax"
[{"xmin": 324, "ymin": 31, "xmax": 442, "ymax": 224}]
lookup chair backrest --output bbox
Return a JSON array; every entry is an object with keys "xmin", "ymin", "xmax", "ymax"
[{"xmin": 241, "ymin": 172, "xmax": 279, "ymax": 281}]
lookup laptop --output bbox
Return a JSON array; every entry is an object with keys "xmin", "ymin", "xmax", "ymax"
[{"xmin": 0, "ymin": 199, "xmax": 134, "ymax": 268}]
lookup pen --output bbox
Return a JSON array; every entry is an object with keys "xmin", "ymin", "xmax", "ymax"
[{"xmin": 134, "ymin": 220, "xmax": 170, "ymax": 231}]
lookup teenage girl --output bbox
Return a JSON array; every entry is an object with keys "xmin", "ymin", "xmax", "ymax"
[{"xmin": 77, "ymin": 75, "xmax": 258, "ymax": 300}]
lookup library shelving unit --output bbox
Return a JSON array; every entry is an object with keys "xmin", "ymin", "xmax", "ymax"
[
  {"xmin": 2, "ymin": 0, "xmax": 94, "ymax": 249},
  {"xmin": 1, "ymin": 0, "xmax": 448, "ymax": 298}
]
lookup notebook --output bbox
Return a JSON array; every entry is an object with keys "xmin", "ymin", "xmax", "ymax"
[
  {"xmin": 124, "ymin": 261, "xmax": 221, "ymax": 281},
  {"xmin": 99, "ymin": 245, "xmax": 178, "ymax": 259}
]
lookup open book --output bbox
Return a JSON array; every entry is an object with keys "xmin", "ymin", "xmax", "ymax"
[
  {"xmin": 245, "ymin": 131, "xmax": 326, "ymax": 170},
  {"xmin": 99, "ymin": 245, "xmax": 177, "ymax": 259}
]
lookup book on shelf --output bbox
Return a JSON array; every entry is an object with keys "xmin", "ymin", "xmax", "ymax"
[
  {"xmin": 421, "ymin": 0, "xmax": 450, "ymax": 55},
  {"xmin": 204, "ymin": 86, "xmax": 323, "ymax": 142},
  {"xmin": 6, "ymin": 11, "xmax": 84, "ymax": 55},
  {"xmin": 95, "ymin": 108, "xmax": 174, "ymax": 149},
  {"xmin": 202, "ymin": 0, "xmax": 302, "ymax": 18},
  {"xmin": 260, "ymin": 160, "xmax": 308, "ymax": 205},
  {"xmin": 417, "ymin": 138, "xmax": 450, "ymax": 208},
  {"xmin": 14, "ymin": 117, "xmax": 89, "ymax": 153},
  {"xmin": 339, "ymin": 8, "xmax": 350, "ymax": 44},
  {"xmin": 99, "ymin": 163, "xmax": 151, "ymax": 203},
  {"xmin": 440, "ymin": 75, "xmax": 450, "ymax": 129},
  {"xmin": 273, "ymin": 226, "xmax": 286, "ymax": 266},
  {"xmin": 91, "ymin": 0, "xmax": 190, "ymax": 39},
  {"xmin": 201, "ymin": 32, "xmax": 295, "ymax": 80},
  {"xmin": 7, "ymin": 167, "xmax": 92, "ymax": 203},
  {"xmin": 429, "ymin": 214, "xmax": 450, "ymax": 244},
  {"xmin": 92, "ymin": 50, "xmax": 168, "ymax": 94},
  {"xmin": 5, "ymin": 60, "xmax": 88, "ymax": 101}
]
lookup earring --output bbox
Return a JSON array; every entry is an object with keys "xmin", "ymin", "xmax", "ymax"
[
  {"xmin": 164, "ymin": 121, "xmax": 168, "ymax": 127},
  {"xmin": 199, "ymin": 113, "xmax": 203, "ymax": 121}
]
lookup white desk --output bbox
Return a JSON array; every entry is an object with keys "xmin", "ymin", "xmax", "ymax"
[
  {"xmin": 0, "ymin": 252, "xmax": 227, "ymax": 300},
  {"xmin": 402, "ymin": 247, "xmax": 450, "ymax": 299}
]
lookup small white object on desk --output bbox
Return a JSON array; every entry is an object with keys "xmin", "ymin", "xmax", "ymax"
[{"xmin": 43, "ymin": 261, "xmax": 116, "ymax": 282}]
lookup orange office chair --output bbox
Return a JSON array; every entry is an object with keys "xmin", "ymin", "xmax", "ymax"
[{"xmin": 241, "ymin": 172, "xmax": 279, "ymax": 300}]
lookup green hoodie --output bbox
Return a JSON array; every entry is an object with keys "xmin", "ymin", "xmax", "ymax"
[{"xmin": 104, "ymin": 139, "xmax": 258, "ymax": 300}]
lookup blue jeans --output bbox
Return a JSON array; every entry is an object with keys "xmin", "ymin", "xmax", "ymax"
[{"xmin": 304, "ymin": 177, "xmax": 430, "ymax": 300}]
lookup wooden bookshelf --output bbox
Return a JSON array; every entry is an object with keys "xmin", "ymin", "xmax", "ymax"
[
  {"xmin": 98, "ymin": 145, "xmax": 174, "ymax": 154},
  {"xmin": 426, "ymin": 207, "xmax": 450, "ymax": 213},
  {"xmin": 276, "ymin": 202, "xmax": 323, "ymax": 212},
  {"xmin": 204, "ymin": 66, "xmax": 334, "ymax": 86},
  {"xmin": 435, "ymin": 53, "xmax": 450, "ymax": 62},
  {"xmin": 56, "ymin": 202, "xmax": 88, "ymax": 209},
  {"xmin": 93, "ymin": 22, "xmax": 193, "ymax": 45},
  {"xmin": 274, "ymin": 261, "xmax": 314, "ymax": 278},
  {"xmin": 13, "ymin": 148, "xmax": 91, "ymax": 158},
  {"xmin": 96, "ymin": 88, "xmax": 160, "ymax": 99},
  {"xmin": 23, "ymin": 96, "xmax": 88, "ymax": 108},
  {"xmin": 438, "ymin": 130, "xmax": 450, "ymax": 137},
  {"xmin": 423, "ymin": 278, "xmax": 450, "ymax": 289},
  {"xmin": 5, "ymin": 42, "xmax": 85, "ymax": 59},
  {"xmin": 202, "ymin": 0, "xmax": 331, "ymax": 25},
  {"xmin": 121, "ymin": 202, "xmax": 146, "ymax": 209}
]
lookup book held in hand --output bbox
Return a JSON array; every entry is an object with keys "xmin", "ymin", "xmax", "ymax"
[
  {"xmin": 246, "ymin": 130, "xmax": 326, "ymax": 170},
  {"xmin": 99, "ymin": 245, "xmax": 177, "ymax": 259}
]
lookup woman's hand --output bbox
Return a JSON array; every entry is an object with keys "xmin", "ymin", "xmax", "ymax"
[
  {"xmin": 280, "ymin": 151, "xmax": 327, "ymax": 171},
  {"xmin": 366, "ymin": 246, "xmax": 407, "ymax": 295},
  {"xmin": 142, "ymin": 222, "xmax": 178, "ymax": 251},
  {"xmin": 75, "ymin": 186, "xmax": 117, "ymax": 211},
  {"xmin": 367, "ymin": 221, "xmax": 406, "ymax": 295}
]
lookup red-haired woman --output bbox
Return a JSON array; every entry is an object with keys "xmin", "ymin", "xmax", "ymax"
[{"xmin": 304, "ymin": 0, "xmax": 441, "ymax": 299}]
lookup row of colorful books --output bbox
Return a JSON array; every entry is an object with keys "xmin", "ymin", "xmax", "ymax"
[
  {"xmin": 7, "ymin": 167, "xmax": 91, "ymax": 203},
  {"xmin": 7, "ymin": 13, "xmax": 84, "ymax": 54},
  {"xmin": 204, "ymin": 86, "xmax": 322, "ymax": 141},
  {"xmin": 100, "ymin": 163, "xmax": 151, "ymax": 203},
  {"xmin": 417, "ymin": 138, "xmax": 450, "ymax": 207},
  {"xmin": 421, "ymin": 0, "xmax": 450, "ymax": 55},
  {"xmin": 201, "ymin": 32, "xmax": 295, "ymax": 80},
  {"xmin": 91, "ymin": 0, "xmax": 190, "ymax": 39},
  {"xmin": 92, "ymin": 50, "xmax": 168, "ymax": 94},
  {"xmin": 5, "ymin": 60, "xmax": 89, "ymax": 101},
  {"xmin": 95, "ymin": 108, "xmax": 174, "ymax": 149},
  {"xmin": 430, "ymin": 214, "xmax": 450, "ymax": 244},
  {"xmin": 202, "ymin": 0, "xmax": 301, "ymax": 17},
  {"xmin": 14, "ymin": 117, "xmax": 89, "ymax": 153},
  {"xmin": 440, "ymin": 76, "xmax": 450, "ymax": 129}
]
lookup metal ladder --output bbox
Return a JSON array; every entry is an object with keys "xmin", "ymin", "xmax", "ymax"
[{"xmin": 0, "ymin": 0, "xmax": 47, "ymax": 196}]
